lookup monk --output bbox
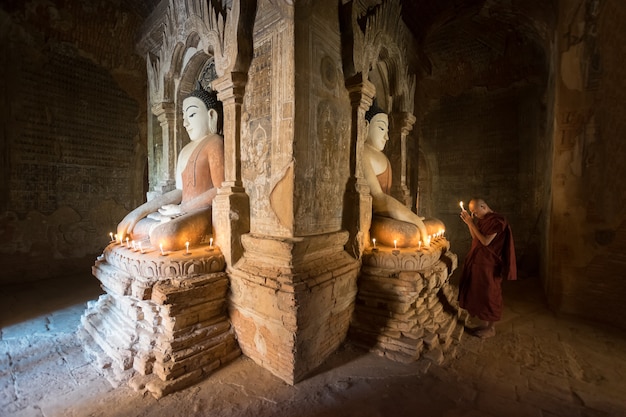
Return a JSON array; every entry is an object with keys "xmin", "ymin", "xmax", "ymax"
[
  {"xmin": 362, "ymin": 103, "xmax": 433, "ymax": 247},
  {"xmin": 459, "ymin": 198, "xmax": 517, "ymax": 338},
  {"xmin": 116, "ymin": 82, "xmax": 224, "ymax": 251}
]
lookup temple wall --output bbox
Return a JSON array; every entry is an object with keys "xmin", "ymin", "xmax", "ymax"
[
  {"xmin": 0, "ymin": 2, "xmax": 147, "ymax": 284},
  {"xmin": 547, "ymin": 0, "xmax": 626, "ymax": 329},
  {"xmin": 421, "ymin": 88, "xmax": 547, "ymax": 273}
]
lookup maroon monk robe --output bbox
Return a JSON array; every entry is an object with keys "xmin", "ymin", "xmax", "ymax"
[{"xmin": 458, "ymin": 212, "xmax": 517, "ymax": 322}]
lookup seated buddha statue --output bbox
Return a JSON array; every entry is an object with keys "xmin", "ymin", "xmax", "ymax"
[
  {"xmin": 117, "ymin": 82, "xmax": 225, "ymax": 252},
  {"xmin": 363, "ymin": 103, "xmax": 443, "ymax": 248}
]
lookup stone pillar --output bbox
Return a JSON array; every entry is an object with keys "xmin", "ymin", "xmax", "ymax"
[
  {"xmin": 150, "ymin": 102, "xmax": 177, "ymax": 195},
  {"xmin": 343, "ymin": 74, "xmax": 375, "ymax": 258},
  {"xmin": 226, "ymin": 2, "xmax": 360, "ymax": 384},
  {"xmin": 212, "ymin": 72, "xmax": 250, "ymax": 266},
  {"xmin": 389, "ymin": 111, "xmax": 416, "ymax": 207}
]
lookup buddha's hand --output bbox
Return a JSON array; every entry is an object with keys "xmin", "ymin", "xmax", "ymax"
[
  {"xmin": 117, "ymin": 210, "xmax": 144, "ymax": 240},
  {"xmin": 158, "ymin": 204, "xmax": 183, "ymax": 217}
]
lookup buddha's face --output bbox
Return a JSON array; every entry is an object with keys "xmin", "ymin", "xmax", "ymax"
[
  {"xmin": 183, "ymin": 97, "xmax": 211, "ymax": 141},
  {"xmin": 366, "ymin": 113, "xmax": 389, "ymax": 151}
]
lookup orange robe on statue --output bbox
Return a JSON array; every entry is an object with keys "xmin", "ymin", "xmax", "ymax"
[{"xmin": 376, "ymin": 160, "xmax": 392, "ymax": 194}]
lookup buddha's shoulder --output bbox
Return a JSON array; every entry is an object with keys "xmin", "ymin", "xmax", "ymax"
[{"xmin": 200, "ymin": 134, "xmax": 224, "ymax": 149}]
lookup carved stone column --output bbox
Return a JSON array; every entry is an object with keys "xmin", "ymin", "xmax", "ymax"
[
  {"xmin": 389, "ymin": 111, "xmax": 416, "ymax": 207},
  {"xmin": 212, "ymin": 72, "xmax": 250, "ymax": 266},
  {"xmin": 150, "ymin": 102, "xmax": 177, "ymax": 195},
  {"xmin": 343, "ymin": 74, "xmax": 376, "ymax": 258}
]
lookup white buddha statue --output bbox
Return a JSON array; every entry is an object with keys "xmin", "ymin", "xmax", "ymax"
[
  {"xmin": 363, "ymin": 103, "xmax": 442, "ymax": 248},
  {"xmin": 117, "ymin": 82, "xmax": 225, "ymax": 251}
]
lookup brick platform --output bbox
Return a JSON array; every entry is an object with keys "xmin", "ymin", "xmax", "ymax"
[
  {"xmin": 78, "ymin": 242, "xmax": 240, "ymax": 398},
  {"xmin": 350, "ymin": 238, "xmax": 464, "ymax": 364}
]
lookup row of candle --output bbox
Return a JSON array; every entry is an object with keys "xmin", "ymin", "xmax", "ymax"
[
  {"xmin": 371, "ymin": 229, "xmax": 445, "ymax": 251},
  {"xmin": 108, "ymin": 232, "xmax": 213, "ymax": 256},
  {"xmin": 109, "ymin": 233, "xmax": 148, "ymax": 253}
]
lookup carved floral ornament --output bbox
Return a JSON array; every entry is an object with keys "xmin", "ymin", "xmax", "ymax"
[
  {"xmin": 343, "ymin": 0, "xmax": 415, "ymax": 113},
  {"xmin": 144, "ymin": 0, "xmax": 255, "ymax": 104}
]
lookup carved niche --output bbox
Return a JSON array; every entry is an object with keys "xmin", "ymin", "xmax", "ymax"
[{"xmin": 137, "ymin": 0, "xmax": 255, "ymax": 196}]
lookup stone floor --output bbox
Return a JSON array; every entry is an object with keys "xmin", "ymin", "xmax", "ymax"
[{"xmin": 1, "ymin": 273, "xmax": 625, "ymax": 417}]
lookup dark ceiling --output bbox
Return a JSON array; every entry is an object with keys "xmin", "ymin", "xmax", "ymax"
[
  {"xmin": 122, "ymin": 0, "xmax": 555, "ymax": 50},
  {"xmin": 121, "ymin": 0, "xmax": 555, "ymax": 77},
  {"xmin": 399, "ymin": 0, "xmax": 556, "ymax": 49}
]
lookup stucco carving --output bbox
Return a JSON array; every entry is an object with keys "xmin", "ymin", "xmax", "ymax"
[
  {"xmin": 341, "ymin": 0, "xmax": 415, "ymax": 113},
  {"xmin": 142, "ymin": 0, "xmax": 255, "ymax": 104}
]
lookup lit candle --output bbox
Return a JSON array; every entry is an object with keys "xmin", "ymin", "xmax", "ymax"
[
  {"xmin": 185, "ymin": 241, "xmax": 190, "ymax": 254},
  {"xmin": 125, "ymin": 237, "xmax": 129, "ymax": 248},
  {"xmin": 459, "ymin": 201, "xmax": 465, "ymax": 211},
  {"xmin": 372, "ymin": 238, "xmax": 376, "ymax": 248},
  {"xmin": 418, "ymin": 240, "xmax": 422, "ymax": 250},
  {"xmin": 394, "ymin": 239, "xmax": 397, "ymax": 249},
  {"xmin": 426, "ymin": 236, "xmax": 431, "ymax": 246},
  {"xmin": 115, "ymin": 234, "xmax": 119, "ymax": 244},
  {"xmin": 131, "ymin": 240, "xmax": 136, "ymax": 250},
  {"xmin": 209, "ymin": 237, "xmax": 213, "ymax": 247},
  {"xmin": 109, "ymin": 232, "xmax": 114, "ymax": 242},
  {"xmin": 160, "ymin": 243, "xmax": 165, "ymax": 256},
  {"xmin": 139, "ymin": 242, "xmax": 143, "ymax": 254}
]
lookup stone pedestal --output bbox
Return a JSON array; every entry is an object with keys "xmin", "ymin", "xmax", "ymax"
[
  {"xmin": 228, "ymin": 231, "xmax": 359, "ymax": 384},
  {"xmin": 79, "ymin": 242, "xmax": 240, "ymax": 398},
  {"xmin": 350, "ymin": 239, "xmax": 463, "ymax": 364}
]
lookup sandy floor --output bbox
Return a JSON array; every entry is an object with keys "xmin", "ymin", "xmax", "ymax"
[{"xmin": 1, "ymin": 273, "xmax": 626, "ymax": 417}]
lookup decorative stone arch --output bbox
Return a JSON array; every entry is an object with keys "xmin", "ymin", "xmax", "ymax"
[
  {"xmin": 340, "ymin": 0, "xmax": 417, "ymax": 257},
  {"xmin": 139, "ymin": 0, "xmax": 256, "ymax": 193}
]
